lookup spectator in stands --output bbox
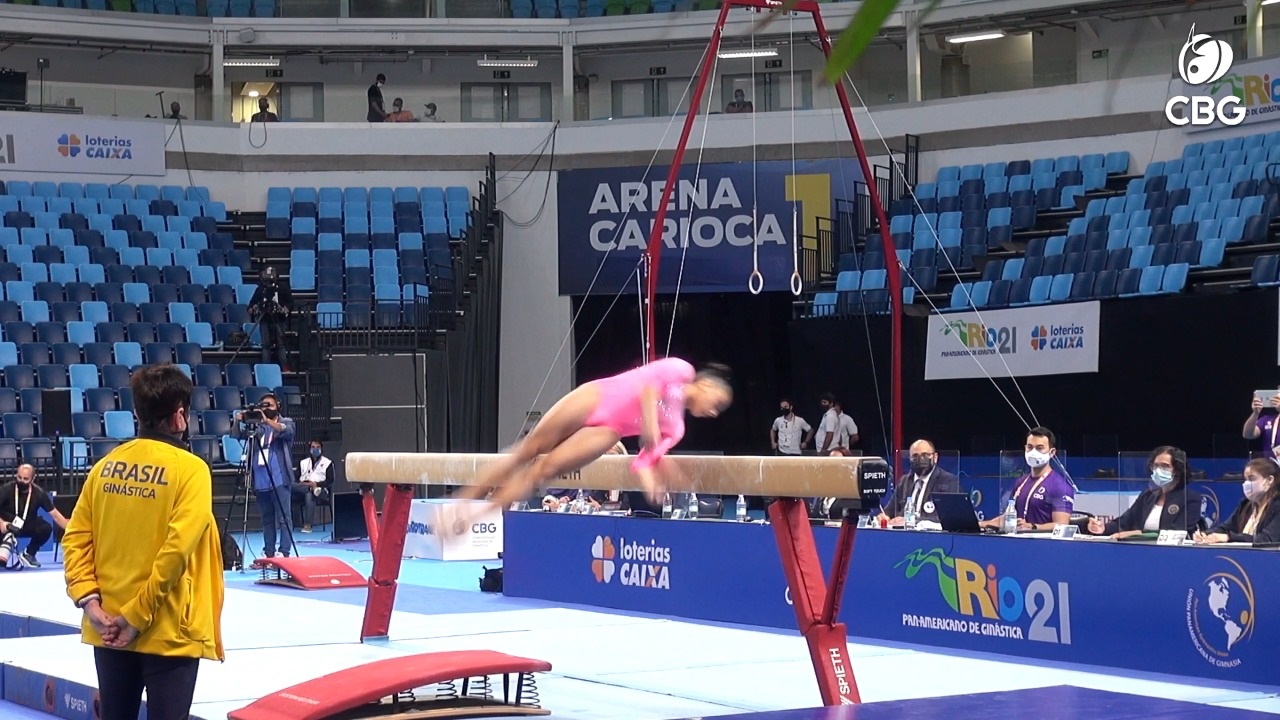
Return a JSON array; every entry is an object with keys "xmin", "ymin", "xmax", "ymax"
[
  {"xmin": 422, "ymin": 102, "xmax": 442, "ymax": 122},
  {"xmin": 878, "ymin": 439, "xmax": 961, "ymax": 526},
  {"xmin": 725, "ymin": 89, "xmax": 753, "ymax": 114},
  {"xmin": 167, "ymin": 101, "xmax": 187, "ymax": 120},
  {"xmin": 1086, "ymin": 446, "xmax": 1202, "ymax": 538},
  {"xmin": 294, "ymin": 439, "xmax": 333, "ymax": 533},
  {"xmin": 62, "ymin": 364, "xmax": 224, "ymax": 720},
  {"xmin": 386, "ymin": 98, "xmax": 418, "ymax": 123},
  {"xmin": 1242, "ymin": 391, "xmax": 1280, "ymax": 460},
  {"xmin": 236, "ymin": 393, "xmax": 296, "ymax": 560},
  {"xmin": 770, "ymin": 398, "xmax": 812, "ymax": 455},
  {"xmin": 1196, "ymin": 457, "xmax": 1280, "ymax": 544},
  {"xmin": 251, "ymin": 97, "xmax": 279, "ymax": 122},
  {"xmin": 248, "ymin": 266, "xmax": 292, "ymax": 369},
  {"xmin": 0, "ymin": 464, "xmax": 69, "ymax": 568},
  {"xmin": 367, "ymin": 73, "xmax": 387, "ymax": 122},
  {"xmin": 980, "ymin": 426, "xmax": 1075, "ymax": 532}
]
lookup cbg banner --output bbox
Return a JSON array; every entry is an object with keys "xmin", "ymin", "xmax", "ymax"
[
  {"xmin": 0, "ymin": 113, "xmax": 167, "ymax": 177},
  {"xmin": 925, "ymin": 301, "xmax": 1101, "ymax": 380},
  {"xmin": 556, "ymin": 159, "xmax": 860, "ymax": 296}
]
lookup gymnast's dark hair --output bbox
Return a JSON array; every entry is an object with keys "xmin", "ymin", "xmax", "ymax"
[{"xmin": 696, "ymin": 362, "xmax": 733, "ymax": 390}]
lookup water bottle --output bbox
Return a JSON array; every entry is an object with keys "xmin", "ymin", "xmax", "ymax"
[
  {"xmin": 904, "ymin": 503, "xmax": 917, "ymax": 530},
  {"xmin": 736, "ymin": 495, "xmax": 748, "ymax": 522},
  {"xmin": 1002, "ymin": 500, "xmax": 1018, "ymax": 534},
  {"xmin": 661, "ymin": 493, "xmax": 673, "ymax": 519},
  {"xmin": 573, "ymin": 489, "xmax": 587, "ymax": 514},
  {"xmin": 687, "ymin": 492, "xmax": 699, "ymax": 519}
]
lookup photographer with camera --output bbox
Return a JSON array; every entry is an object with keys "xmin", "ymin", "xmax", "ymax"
[
  {"xmin": 235, "ymin": 393, "xmax": 296, "ymax": 560},
  {"xmin": 0, "ymin": 464, "xmax": 69, "ymax": 568},
  {"xmin": 248, "ymin": 266, "xmax": 292, "ymax": 369}
]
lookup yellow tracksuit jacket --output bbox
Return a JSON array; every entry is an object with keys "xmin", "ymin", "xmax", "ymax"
[{"xmin": 63, "ymin": 432, "xmax": 225, "ymax": 661}]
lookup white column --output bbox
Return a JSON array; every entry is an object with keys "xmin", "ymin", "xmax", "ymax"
[
  {"xmin": 339, "ymin": 0, "xmax": 350, "ymax": 17},
  {"xmin": 211, "ymin": 34, "xmax": 226, "ymax": 123},
  {"xmin": 1247, "ymin": 0, "xmax": 1263, "ymax": 59},
  {"xmin": 905, "ymin": 10, "xmax": 922, "ymax": 103},
  {"xmin": 562, "ymin": 33, "xmax": 575, "ymax": 122}
]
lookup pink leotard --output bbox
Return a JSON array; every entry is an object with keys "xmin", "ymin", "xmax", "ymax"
[{"xmin": 584, "ymin": 358, "xmax": 696, "ymax": 473}]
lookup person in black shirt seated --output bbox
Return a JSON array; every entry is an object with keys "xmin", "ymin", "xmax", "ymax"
[
  {"xmin": 1086, "ymin": 445, "xmax": 1202, "ymax": 539},
  {"xmin": 1195, "ymin": 457, "xmax": 1280, "ymax": 545},
  {"xmin": 0, "ymin": 464, "xmax": 70, "ymax": 568}
]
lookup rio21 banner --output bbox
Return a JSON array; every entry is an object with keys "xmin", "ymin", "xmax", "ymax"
[{"xmin": 924, "ymin": 301, "xmax": 1101, "ymax": 380}]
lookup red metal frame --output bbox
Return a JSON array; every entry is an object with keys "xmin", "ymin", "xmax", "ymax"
[
  {"xmin": 640, "ymin": 0, "xmax": 902, "ymax": 462},
  {"xmin": 361, "ymin": 2, "xmax": 894, "ymax": 703}
]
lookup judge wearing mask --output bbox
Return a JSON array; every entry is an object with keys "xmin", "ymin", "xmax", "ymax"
[
  {"xmin": 294, "ymin": 440, "xmax": 333, "ymax": 534},
  {"xmin": 878, "ymin": 439, "xmax": 961, "ymax": 526},
  {"xmin": 1195, "ymin": 458, "xmax": 1280, "ymax": 544},
  {"xmin": 981, "ymin": 426, "xmax": 1075, "ymax": 532},
  {"xmin": 1087, "ymin": 446, "xmax": 1202, "ymax": 539},
  {"xmin": 770, "ymin": 399, "xmax": 812, "ymax": 455}
]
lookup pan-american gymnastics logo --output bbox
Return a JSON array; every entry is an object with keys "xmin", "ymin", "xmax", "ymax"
[
  {"xmin": 590, "ymin": 534, "xmax": 670, "ymax": 589},
  {"xmin": 1186, "ymin": 556, "xmax": 1256, "ymax": 669},
  {"xmin": 895, "ymin": 547, "xmax": 1072, "ymax": 645}
]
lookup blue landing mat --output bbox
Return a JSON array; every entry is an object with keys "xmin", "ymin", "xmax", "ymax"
[{"xmin": 683, "ymin": 687, "xmax": 1279, "ymax": 720}]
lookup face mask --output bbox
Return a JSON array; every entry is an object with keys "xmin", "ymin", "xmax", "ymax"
[
  {"xmin": 780, "ymin": 406, "xmax": 791, "ymax": 414},
  {"xmin": 911, "ymin": 458, "xmax": 935, "ymax": 476},
  {"xmin": 1244, "ymin": 478, "xmax": 1270, "ymax": 501},
  {"xmin": 1025, "ymin": 450, "xmax": 1052, "ymax": 469},
  {"xmin": 1151, "ymin": 468, "xmax": 1174, "ymax": 487},
  {"xmin": 311, "ymin": 449, "xmax": 321, "ymax": 458}
]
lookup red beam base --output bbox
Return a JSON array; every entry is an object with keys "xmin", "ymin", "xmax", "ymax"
[
  {"xmin": 360, "ymin": 483, "xmax": 415, "ymax": 641},
  {"xmin": 769, "ymin": 498, "xmax": 861, "ymax": 706}
]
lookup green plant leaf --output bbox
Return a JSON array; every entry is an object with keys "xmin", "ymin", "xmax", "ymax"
[{"xmin": 822, "ymin": 0, "xmax": 945, "ymax": 84}]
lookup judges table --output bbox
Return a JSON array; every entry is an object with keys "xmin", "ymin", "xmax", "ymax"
[{"xmin": 502, "ymin": 511, "xmax": 1276, "ymax": 687}]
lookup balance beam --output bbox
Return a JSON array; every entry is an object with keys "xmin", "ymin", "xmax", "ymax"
[
  {"xmin": 345, "ymin": 451, "xmax": 891, "ymax": 709},
  {"xmin": 345, "ymin": 452, "xmax": 885, "ymax": 499}
]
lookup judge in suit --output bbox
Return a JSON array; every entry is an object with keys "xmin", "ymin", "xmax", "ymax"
[
  {"xmin": 1086, "ymin": 445, "xmax": 1202, "ymax": 539},
  {"xmin": 877, "ymin": 439, "xmax": 961, "ymax": 526},
  {"xmin": 1195, "ymin": 457, "xmax": 1280, "ymax": 545}
]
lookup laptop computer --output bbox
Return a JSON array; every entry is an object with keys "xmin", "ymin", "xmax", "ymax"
[{"xmin": 932, "ymin": 493, "xmax": 986, "ymax": 534}]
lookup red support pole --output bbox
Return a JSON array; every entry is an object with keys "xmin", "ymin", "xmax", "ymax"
[
  {"xmin": 641, "ymin": 0, "xmax": 735, "ymax": 362},
  {"xmin": 810, "ymin": 8, "xmax": 904, "ymax": 464},
  {"xmin": 769, "ymin": 499, "xmax": 861, "ymax": 705},
  {"xmin": 361, "ymin": 485, "xmax": 381, "ymax": 553},
  {"xmin": 360, "ymin": 484, "xmax": 414, "ymax": 641}
]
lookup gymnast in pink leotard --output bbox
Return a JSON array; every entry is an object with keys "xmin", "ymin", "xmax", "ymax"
[{"xmin": 458, "ymin": 358, "xmax": 733, "ymax": 511}]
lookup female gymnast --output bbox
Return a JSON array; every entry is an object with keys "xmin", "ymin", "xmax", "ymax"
[{"xmin": 459, "ymin": 358, "xmax": 733, "ymax": 511}]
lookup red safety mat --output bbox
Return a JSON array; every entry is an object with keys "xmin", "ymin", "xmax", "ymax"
[{"xmin": 256, "ymin": 556, "xmax": 367, "ymax": 589}]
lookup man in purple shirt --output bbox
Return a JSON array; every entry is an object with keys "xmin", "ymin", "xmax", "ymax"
[
  {"xmin": 1243, "ymin": 393, "xmax": 1280, "ymax": 460},
  {"xmin": 982, "ymin": 426, "xmax": 1075, "ymax": 531}
]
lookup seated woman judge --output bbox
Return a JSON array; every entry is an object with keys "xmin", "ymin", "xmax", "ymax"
[
  {"xmin": 1194, "ymin": 458, "xmax": 1280, "ymax": 545},
  {"xmin": 1085, "ymin": 446, "xmax": 1202, "ymax": 539}
]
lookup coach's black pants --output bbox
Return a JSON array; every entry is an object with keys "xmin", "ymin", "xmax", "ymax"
[
  {"xmin": 15, "ymin": 515, "xmax": 52, "ymax": 555},
  {"xmin": 94, "ymin": 648, "xmax": 199, "ymax": 720}
]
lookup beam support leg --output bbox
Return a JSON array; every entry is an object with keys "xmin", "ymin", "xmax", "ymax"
[
  {"xmin": 769, "ymin": 498, "xmax": 861, "ymax": 705},
  {"xmin": 361, "ymin": 484, "xmax": 414, "ymax": 641}
]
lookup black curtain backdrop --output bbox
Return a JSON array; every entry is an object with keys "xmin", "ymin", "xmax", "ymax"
[
  {"xmin": 569, "ymin": 287, "xmax": 1279, "ymax": 459},
  {"xmin": 571, "ymin": 292, "xmax": 797, "ymax": 455}
]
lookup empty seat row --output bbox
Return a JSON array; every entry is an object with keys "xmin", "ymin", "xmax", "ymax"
[
  {"xmin": 947, "ymin": 264, "xmax": 1189, "ymax": 311},
  {"xmin": 0, "ymin": 181, "xmax": 211, "ymax": 204}
]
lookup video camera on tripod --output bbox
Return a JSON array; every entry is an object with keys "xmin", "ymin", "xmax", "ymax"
[{"xmin": 239, "ymin": 401, "xmax": 280, "ymax": 425}]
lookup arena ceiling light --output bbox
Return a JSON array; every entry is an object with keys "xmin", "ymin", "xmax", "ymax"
[
  {"xmin": 717, "ymin": 48, "xmax": 779, "ymax": 59},
  {"xmin": 477, "ymin": 56, "xmax": 538, "ymax": 68},
  {"xmin": 224, "ymin": 58, "xmax": 281, "ymax": 67},
  {"xmin": 945, "ymin": 30, "xmax": 1007, "ymax": 43}
]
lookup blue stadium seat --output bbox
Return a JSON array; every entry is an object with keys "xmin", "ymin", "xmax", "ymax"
[
  {"xmin": 103, "ymin": 410, "xmax": 135, "ymax": 439},
  {"xmin": 212, "ymin": 386, "xmax": 242, "ymax": 410},
  {"xmin": 1162, "ymin": 263, "xmax": 1189, "ymax": 293}
]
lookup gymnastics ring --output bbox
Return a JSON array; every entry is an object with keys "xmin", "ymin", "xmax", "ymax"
[
  {"xmin": 748, "ymin": 270, "xmax": 764, "ymax": 295},
  {"xmin": 789, "ymin": 271, "xmax": 803, "ymax": 296}
]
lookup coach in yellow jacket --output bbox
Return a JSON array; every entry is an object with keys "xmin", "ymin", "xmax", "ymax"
[{"xmin": 64, "ymin": 363, "xmax": 225, "ymax": 720}]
